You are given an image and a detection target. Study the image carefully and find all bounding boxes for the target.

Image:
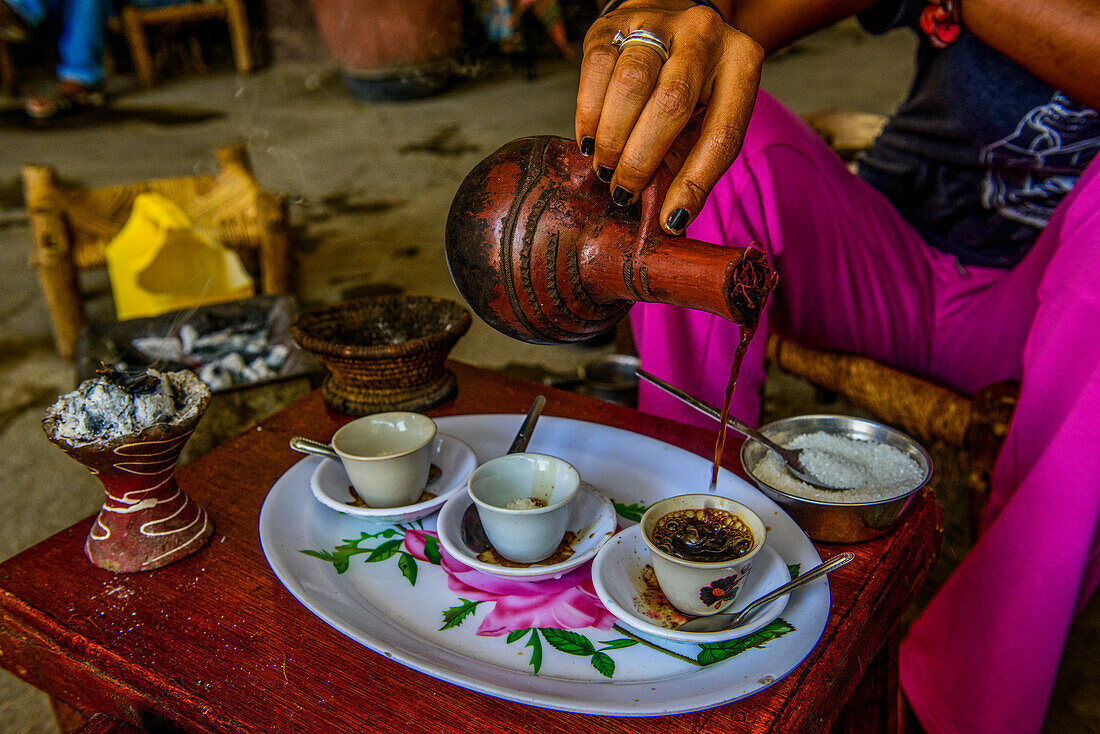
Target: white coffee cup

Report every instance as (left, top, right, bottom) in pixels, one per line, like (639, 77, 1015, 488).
(331, 411, 437, 508)
(639, 494, 767, 616)
(467, 453, 580, 563)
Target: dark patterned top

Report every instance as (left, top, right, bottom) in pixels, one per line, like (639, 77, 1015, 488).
(857, 0, 1100, 268)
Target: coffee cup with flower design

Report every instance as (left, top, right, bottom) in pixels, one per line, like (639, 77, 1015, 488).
(639, 494, 767, 617)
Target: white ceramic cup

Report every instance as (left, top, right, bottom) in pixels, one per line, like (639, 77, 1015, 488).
(467, 453, 580, 563)
(639, 494, 767, 617)
(331, 411, 437, 508)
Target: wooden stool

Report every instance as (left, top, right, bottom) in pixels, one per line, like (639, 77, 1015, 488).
(767, 336, 1018, 538)
(108, 0, 252, 90)
(22, 144, 290, 361)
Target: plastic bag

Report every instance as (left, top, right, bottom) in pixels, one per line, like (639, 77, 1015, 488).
(106, 193, 254, 320)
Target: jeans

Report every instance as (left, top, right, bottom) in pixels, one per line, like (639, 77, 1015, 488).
(6, 0, 187, 85)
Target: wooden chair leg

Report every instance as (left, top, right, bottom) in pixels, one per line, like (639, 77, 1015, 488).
(23, 165, 84, 361)
(258, 194, 291, 294)
(223, 0, 253, 75)
(964, 381, 1020, 540)
(120, 6, 155, 90)
(0, 37, 15, 96)
(34, 254, 84, 360)
(830, 626, 902, 733)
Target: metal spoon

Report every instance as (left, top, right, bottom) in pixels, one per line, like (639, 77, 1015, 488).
(635, 368, 843, 491)
(460, 395, 547, 553)
(677, 552, 855, 633)
(289, 436, 339, 461)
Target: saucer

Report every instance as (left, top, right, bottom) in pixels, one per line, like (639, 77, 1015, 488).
(310, 433, 476, 523)
(591, 524, 792, 643)
(436, 481, 617, 582)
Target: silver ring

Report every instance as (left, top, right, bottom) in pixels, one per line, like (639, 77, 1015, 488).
(611, 29, 670, 63)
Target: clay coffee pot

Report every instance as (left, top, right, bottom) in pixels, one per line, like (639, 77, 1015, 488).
(445, 135, 777, 344)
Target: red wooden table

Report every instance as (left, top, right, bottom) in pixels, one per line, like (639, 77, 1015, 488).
(0, 362, 940, 733)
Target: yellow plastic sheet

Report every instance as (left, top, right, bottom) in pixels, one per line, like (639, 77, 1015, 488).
(106, 193, 255, 320)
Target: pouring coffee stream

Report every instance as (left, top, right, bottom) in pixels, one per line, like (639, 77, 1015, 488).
(636, 369, 845, 491)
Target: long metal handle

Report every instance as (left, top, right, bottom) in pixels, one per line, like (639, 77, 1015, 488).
(635, 368, 790, 455)
(290, 436, 339, 461)
(733, 552, 855, 627)
(507, 395, 547, 454)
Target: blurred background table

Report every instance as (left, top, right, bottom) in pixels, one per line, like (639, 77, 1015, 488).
(0, 361, 940, 734)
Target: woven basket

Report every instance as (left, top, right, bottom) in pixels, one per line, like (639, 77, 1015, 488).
(290, 295, 472, 415)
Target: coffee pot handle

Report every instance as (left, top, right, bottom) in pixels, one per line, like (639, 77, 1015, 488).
(636, 160, 676, 247)
(599, 157, 776, 326)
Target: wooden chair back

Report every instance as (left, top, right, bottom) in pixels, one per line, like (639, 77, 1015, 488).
(23, 145, 289, 360)
(108, 0, 253, 90)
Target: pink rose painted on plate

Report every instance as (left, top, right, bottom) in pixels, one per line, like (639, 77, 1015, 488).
(404, 529, 616, 635)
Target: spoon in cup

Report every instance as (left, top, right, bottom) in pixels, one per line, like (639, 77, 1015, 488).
(635, 369, 846, 491)
(289, 436, 339, 460)
(676, 552, 855, 633)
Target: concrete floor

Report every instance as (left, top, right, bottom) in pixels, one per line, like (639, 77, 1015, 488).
(0, 19, 1096, 733)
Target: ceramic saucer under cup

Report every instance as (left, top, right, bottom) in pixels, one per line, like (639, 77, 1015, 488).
(592, 524, 792, 643)
(310, 433, 476, 523)
(436, 482, 617, 582)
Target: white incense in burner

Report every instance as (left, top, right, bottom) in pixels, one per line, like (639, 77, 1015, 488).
(43, 367, 215, 573)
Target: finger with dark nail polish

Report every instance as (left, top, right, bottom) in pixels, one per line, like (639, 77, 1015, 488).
(597, 166, 614, 183)
(580, 137, 595, 156)
(613, 187, 634, 206)
(666, 208, 689, 232)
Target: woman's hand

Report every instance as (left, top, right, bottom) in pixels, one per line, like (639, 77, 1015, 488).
(576, 0, 764, 234)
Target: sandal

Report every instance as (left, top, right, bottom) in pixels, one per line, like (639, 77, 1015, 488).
(0, 1, 29, 43)
(24, 81, 107, 120)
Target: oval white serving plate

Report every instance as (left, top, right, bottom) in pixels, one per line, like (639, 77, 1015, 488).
(260, 414, 829, 716)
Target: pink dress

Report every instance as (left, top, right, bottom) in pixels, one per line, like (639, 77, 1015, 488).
(630, 90, 1100, 734)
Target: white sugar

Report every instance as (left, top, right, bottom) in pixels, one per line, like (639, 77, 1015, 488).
(752, 431, 924, 503)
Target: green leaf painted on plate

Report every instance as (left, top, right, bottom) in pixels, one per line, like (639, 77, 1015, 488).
(789, 563, 801, 579)
(440, 598, 485, 631)
(365, 538, 403, 563)
(541, 628, 596, 656)
(422, 535, 443, 565)
(597, 638, 639, 650)
(299, 530, 412, 574)
(526, 630, 543, 673)
(590, 651, 615, 678)
(299, 548, 354, 574)
(299, 533, 382, 574)
(612, 500, 648, 522)
(397, 552, 417, 585)
(696, 618, 796, 666)
(506, 628, 529, 644)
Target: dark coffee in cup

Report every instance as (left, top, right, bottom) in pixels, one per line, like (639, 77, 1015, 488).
(651, 508, 755, 562)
